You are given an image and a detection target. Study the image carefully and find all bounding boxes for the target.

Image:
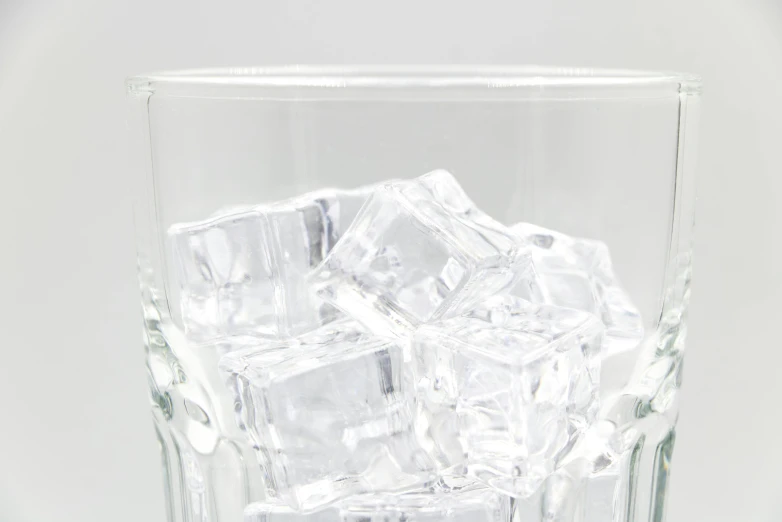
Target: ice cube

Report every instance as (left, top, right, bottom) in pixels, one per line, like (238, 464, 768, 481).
(511, 223, 644, 355)
(244, 503, 340, 522)
(310, 171, 528, 337)
(219, 320, 436, 512)
(510, 469, 581, 522)
(339, 476, 511, 522)
(558, 420, 630, 522)
(169, 209, 278, 341)
(169, 187, 372, 341)
(580, 467, 623, 522)
(509, 462, 626, 522)
(244, 477, 509, 522)
(413, 295, 603, 498)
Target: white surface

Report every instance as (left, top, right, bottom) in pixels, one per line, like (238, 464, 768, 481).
(1, 1, 780, 521)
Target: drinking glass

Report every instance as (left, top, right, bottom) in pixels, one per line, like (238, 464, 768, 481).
(126, 66, 701, 522)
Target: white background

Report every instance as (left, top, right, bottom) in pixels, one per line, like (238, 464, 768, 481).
(1, 1, 780, 521)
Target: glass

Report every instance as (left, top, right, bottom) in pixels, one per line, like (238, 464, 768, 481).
(126, 66, 701, 522)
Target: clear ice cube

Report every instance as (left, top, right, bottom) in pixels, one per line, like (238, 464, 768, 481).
(511, 223, 644, 355)
(537, 420, 628, 522)
(169, 209, 278, 341)
(511, 469, 582, 522)
(309, 171, 527, 337)
(244, 477, 509, 522)
(245, 503, 340, 522)
(580, 467, 623, 522)
(413, 295, 603, 498)
(509, 461, 625, 522)
(169, 188, 371, 341)
(219, 320, 436, 512)
(339, 476, 511, 522)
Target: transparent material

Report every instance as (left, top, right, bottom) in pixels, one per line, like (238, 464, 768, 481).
(126, 66, 700, 522)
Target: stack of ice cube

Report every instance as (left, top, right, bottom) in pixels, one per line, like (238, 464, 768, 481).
(168, 170, 643, 520)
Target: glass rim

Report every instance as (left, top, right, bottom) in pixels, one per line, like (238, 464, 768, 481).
(126, 65, 702, 99)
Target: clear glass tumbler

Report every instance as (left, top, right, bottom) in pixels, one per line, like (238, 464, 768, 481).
(126, 66, 701, 522)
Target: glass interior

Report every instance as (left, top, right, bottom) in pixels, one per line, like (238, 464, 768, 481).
(126, 66, 701, 522)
